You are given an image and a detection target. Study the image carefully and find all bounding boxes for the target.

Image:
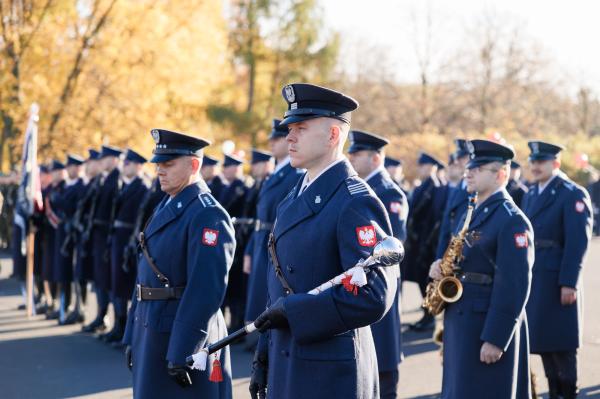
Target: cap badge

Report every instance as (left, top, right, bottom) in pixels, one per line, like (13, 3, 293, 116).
(531, 142, 539, 153)
(466, 141, 475, 154)
(151, 129, 160, 144)
(284, 85, 295, 103)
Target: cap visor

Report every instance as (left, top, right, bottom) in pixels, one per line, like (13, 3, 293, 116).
(150, 153, 182, 163)
(279, 114, 322, 127)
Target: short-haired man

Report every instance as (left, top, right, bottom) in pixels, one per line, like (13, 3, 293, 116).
(430, 139, 533, 398)
(122, 129, 235, 398)
(249, 84, 398, 399)
(523, 141, 593, 399)
(348, 130, 408, 399)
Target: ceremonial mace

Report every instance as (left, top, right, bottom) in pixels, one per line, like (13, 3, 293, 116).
(186, 236, 404, 371)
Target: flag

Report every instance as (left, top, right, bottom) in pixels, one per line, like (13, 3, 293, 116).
(15, 103, 42, 256)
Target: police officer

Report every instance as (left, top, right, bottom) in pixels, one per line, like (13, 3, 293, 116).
(244, 120, 303, 333)
(202, 155, 225, 201)
(436, 139, 470, 261)
(220, 153, 249, 330)
(241, 149, 273, 290)
(122, 129, 234, 399)
(43, 160, 66, 319)
(430, 139, 533, 399)
(82, 145, 122, 333)
(248, 83, 398, 399)
(507, 161, 528, 208)
(101, 149, 149, 344)
(404, 152, 447, 331)
(348, 130, 408, 399)
(384, 156, 406, 190)
(68, 149, 102, 324)
(523, 141, 593, 399)
(53, 155, 85, 324)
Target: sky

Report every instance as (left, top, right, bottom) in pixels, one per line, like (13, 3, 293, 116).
(321, 0, 600, 93)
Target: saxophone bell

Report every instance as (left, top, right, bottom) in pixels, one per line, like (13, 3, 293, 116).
(437, 276, 463, 303)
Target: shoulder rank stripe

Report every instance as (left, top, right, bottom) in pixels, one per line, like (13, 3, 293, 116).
(346, 180, 369, 195)
(198, 193, 216, 207)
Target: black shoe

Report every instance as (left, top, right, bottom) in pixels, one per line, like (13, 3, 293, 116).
(59, 311, 85, 326)
(82, 318, 106, 333)
(17, 304, 26, 311)
(45, 310, 59, 320)
(35, 303, 49, 314)
(410, 313, 435, 332)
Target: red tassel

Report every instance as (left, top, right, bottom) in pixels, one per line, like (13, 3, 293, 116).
(341, 274, 358, 296)
(209, 358, 223, 383)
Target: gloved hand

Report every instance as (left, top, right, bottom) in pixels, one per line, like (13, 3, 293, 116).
(253, 297, 289, 332)
(125, 345, 132, 371)
(167, 362, 192, 388)
(249, 348, 268, 399)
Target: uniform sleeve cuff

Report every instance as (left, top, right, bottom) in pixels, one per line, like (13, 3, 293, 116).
(166, 320, 207, 365)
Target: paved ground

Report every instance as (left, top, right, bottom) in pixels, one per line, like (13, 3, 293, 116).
(0, 239, 599, 398)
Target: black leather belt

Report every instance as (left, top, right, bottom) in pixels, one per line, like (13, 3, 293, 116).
(534, 239, 560, 249)
(255, 220, 273, 232)
(93, 219, 109, 227)
(457, 272, 493, 286)
(114, 220, 135, 229)
(136, 284, 185, 301)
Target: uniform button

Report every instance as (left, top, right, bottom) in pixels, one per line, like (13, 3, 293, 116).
(280, 350, 289, 357)
(287, 266, 294, 273)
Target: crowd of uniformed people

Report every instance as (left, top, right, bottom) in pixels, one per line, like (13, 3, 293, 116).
(1, 82, 598, 399)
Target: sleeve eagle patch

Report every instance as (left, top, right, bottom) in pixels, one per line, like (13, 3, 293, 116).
(202, 228, 219, 246)
(575, 201, 585, 213)
(356, 225, 377, 247)
(514, 233, 528, 248)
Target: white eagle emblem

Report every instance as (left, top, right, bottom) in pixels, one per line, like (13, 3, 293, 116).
(356, 225, 376, 247)
(284, 85, 295, 103)
(202, 228, 219, 246)
(466, 140, 474, 154)
(531, 142, 539, 153)
(151, 129, 160, 144)
(514, 233, 528, 248)
(575, 201, 585, 213)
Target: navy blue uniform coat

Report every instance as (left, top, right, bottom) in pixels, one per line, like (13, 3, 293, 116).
(122, 182, 234, 399)
(53, 178, 85, 283)
(110, 176, 149, 299)
(442, 190, 533, 399)
(260, 159, 398, 399)
(245, 161, 302, 321)
(366, 169, 408, 372)
(523, 173, 593, 353)
(92, 169, 120, 291)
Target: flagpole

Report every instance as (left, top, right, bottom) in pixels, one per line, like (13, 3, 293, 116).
(20, 103, 40, 318)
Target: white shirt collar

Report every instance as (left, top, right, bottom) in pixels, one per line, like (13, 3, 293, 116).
(538, 173, 558, 194)
(65, 177, 79, 187)
(122, 175, 135, 185)
(299, 157, 346, 195)
(273, 156, 291, 174)
(365, 166, 385, 183)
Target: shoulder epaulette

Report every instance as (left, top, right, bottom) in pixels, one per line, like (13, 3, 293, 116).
(562, 181, 575, 191)
(346, 178, 370, 196)
(198, 193, 217, 207)
(503, 200, 518, 216)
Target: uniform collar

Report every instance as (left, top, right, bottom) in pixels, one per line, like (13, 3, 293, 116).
(537, 172, 559, 194)
(365, 165, 385, 183)
(273, 156, 291, 174)
(299, 156, 346, 195)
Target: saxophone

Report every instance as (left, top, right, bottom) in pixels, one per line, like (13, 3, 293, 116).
(423, 194, 477, 316)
